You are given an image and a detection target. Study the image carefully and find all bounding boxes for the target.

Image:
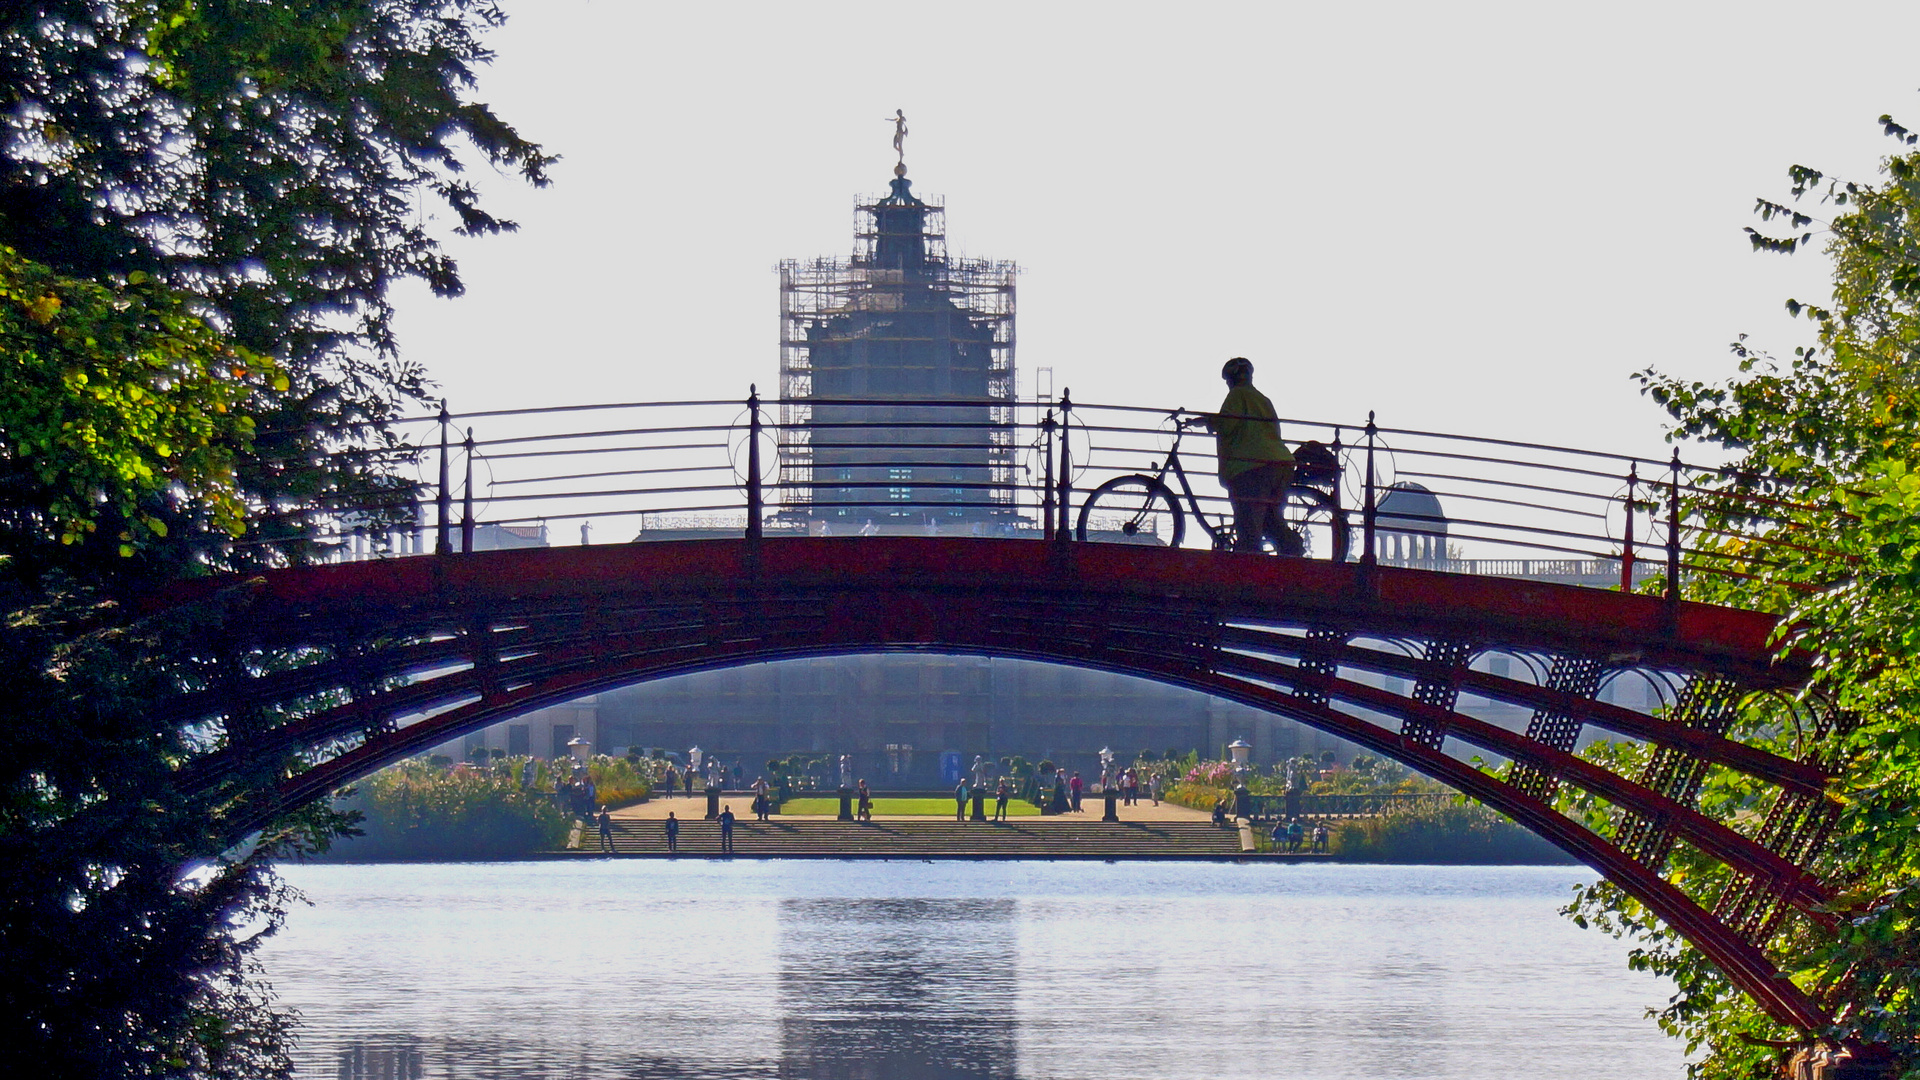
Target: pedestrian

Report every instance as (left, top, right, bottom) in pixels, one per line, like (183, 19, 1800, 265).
(1287, 818, 1305, 853)
(664, 811, 679, 853)
(1312, 822, 1329, 853)
(994, 778, 1010, 822)
(732, 763, 743, 789)
(719, 804, 736, 854)
(664, 764, 678, 796)
(683, 769, 694, 797)
(597, 807, 614, 853)
(857, 780, 873, 823)
(955, 780, 968, 822)
(751, 790, 768, 822)
(1069, 771, 1083, 812)
(1200, 356, 1299, 554)
(1150, 773, 1163, 806)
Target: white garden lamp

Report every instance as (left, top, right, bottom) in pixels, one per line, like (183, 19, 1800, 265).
(1228, 738, 1252, 779)
(567, 736, 592, 765)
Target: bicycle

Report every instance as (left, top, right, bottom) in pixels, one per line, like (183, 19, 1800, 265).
(1073, 411, 1350, 561)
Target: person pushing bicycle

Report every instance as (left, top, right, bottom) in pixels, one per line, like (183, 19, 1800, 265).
(1200, 357, 1303, 554)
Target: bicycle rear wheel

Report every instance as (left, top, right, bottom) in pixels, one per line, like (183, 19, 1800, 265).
(1075, 475, 1186, 547)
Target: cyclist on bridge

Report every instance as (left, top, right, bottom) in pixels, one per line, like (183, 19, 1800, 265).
(1203, 357, 1300, 554)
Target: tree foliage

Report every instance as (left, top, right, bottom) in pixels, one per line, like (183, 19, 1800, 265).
(0, 1, 553, 565)
(1585, 113, 1920, 1078)
(0, 4, 546, 1076)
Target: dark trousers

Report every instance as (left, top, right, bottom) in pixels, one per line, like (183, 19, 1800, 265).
(721, 828, 734, 853)
(1225, 461, 1296, 553)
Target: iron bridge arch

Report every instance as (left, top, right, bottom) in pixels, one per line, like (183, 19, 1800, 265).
(166, 537, 1837, 1031)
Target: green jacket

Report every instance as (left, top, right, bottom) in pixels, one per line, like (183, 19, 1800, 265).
(1215, 384, 1292, 482)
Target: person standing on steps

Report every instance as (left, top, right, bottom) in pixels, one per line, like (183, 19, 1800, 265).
(955, 780, 968, 822)
(1202, 356, 1299, 554)
(597, 808, 614, 853)
(994, 778, 1010, 822)
(857, 779, 873, 823)
(664, 811, 680, 854)
(718, 804, 736, 854)
(1069, 771, 1083, 813)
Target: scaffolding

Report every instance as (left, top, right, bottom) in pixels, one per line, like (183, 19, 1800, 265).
(777, 179, 1017, 529)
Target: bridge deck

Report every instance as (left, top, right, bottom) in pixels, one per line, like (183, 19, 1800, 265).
(194, 536, 1797, 683)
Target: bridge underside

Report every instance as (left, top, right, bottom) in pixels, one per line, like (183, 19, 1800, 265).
(162, 537, 1838, 1029)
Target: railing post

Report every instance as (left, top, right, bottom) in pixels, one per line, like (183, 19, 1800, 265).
(1361, 411, 1379, 568)
(1620, 463, 1638, 592)
(1331, 427, 1344, 563)
(435, 402, 452, 556)
(1665, 448, 1682, 602)
(1055, 390, 1073, 543)
(746, 385, 763, 542)
(461, 428, 475, 554)
(1040, 410, 1057, 542)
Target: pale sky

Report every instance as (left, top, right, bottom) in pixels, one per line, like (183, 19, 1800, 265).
(390, 0, 1920, 466)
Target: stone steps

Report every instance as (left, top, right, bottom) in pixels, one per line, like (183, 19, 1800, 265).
(587, 819, 1249, 858)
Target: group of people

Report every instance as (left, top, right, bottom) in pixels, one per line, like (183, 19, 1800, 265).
(1270, 818, 1330, 854)
(662, 759, 748, 798)
(1097, 766, 1162, 807)
(951, 778, 1018, 821)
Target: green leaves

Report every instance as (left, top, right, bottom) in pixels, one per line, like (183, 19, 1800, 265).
(1617, 108, 1920, 1075)
(0, 245, 278, 555)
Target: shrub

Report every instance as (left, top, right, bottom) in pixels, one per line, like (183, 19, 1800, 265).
(315, 760, 570, 861)
(1327, 804, 1572, 864)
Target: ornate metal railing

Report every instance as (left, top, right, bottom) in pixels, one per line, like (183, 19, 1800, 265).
(278, 387, 1839, 594)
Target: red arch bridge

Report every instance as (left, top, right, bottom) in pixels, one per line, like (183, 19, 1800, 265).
(166, 394, 1843, 1031)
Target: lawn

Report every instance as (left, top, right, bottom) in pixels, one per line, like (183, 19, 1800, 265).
(778, 797, 1039, 817)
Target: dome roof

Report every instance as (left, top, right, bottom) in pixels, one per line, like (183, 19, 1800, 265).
(1376, 482, 1446, 534)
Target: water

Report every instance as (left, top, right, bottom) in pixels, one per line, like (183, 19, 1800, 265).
(264, 861, 1686, 1079)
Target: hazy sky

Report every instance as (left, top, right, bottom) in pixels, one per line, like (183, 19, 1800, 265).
(390, 0, 1920, 461)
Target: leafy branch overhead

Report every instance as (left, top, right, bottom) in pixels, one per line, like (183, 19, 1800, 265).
(0, 246, 282, 554)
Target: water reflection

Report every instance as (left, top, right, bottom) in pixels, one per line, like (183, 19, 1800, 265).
(268, 862, 1686, 1080)
(779, 898, 1017, 1080)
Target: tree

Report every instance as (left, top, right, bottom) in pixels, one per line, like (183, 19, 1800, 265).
(0, 4, 547, 1076)
(1581, 112, 1920, 1078)
(0, 2, 553, 570)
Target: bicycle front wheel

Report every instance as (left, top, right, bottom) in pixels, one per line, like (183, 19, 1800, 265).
(1076, 475, 1186, 547)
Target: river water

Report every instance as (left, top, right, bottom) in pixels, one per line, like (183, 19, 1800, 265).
(264, 861, 1686, 1079)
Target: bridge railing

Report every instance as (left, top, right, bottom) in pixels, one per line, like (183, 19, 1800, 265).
(266, 389, 1843, 594)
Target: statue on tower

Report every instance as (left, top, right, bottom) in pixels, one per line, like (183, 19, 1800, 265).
(888, 108, 908, 176)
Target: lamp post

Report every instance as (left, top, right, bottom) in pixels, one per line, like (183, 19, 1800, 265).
(1228, 739, 1253, 822)
(567, 737, 592, 766)
(1098, 746, 1119, 823)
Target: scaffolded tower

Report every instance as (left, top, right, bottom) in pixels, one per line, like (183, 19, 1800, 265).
(777, 170, 1017, 529)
